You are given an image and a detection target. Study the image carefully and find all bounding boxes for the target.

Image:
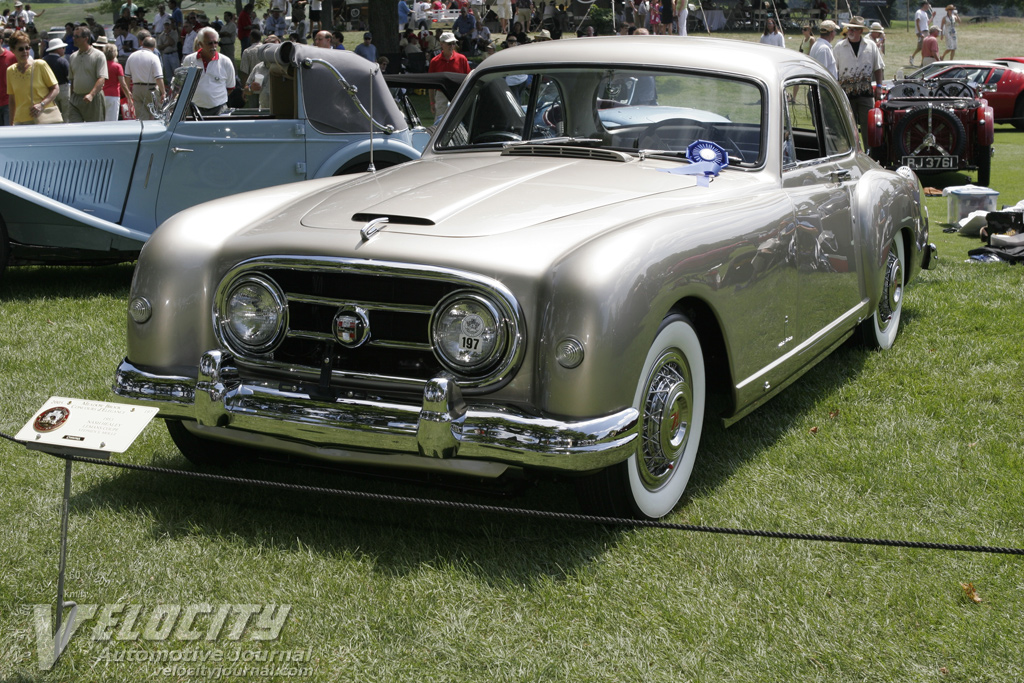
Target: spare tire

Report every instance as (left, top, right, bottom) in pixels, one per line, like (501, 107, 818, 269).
(893, 105, 967, 159)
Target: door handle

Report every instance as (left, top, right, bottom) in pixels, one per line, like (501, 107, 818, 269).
(832, 169, 851, 183)
(172, 147, 194, 154)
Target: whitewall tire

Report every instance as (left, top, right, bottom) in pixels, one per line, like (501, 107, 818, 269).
(861, 235, 905, 350)
(576, 314, 706, 519)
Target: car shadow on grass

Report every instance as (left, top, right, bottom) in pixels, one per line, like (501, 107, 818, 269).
(55, 320, 917, 586)
(0, 264, 135, 301)
(65, 447, 619, 585)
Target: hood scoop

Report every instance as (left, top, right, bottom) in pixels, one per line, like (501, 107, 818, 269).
(502, 145, 631, 163)
(351, 213, 435, 226)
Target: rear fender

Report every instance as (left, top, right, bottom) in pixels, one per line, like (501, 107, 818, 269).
(978, 105, 995, 146)
(867, 107, 885, 148)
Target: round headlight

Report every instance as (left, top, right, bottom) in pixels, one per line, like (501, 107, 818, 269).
(223, 275, 287, 353)
(431, 292, 506, 374)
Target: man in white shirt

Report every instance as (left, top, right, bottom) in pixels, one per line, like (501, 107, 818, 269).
(115, 23, 139, 64)
(809, 19, 837, 79)
(181, 26, 234, 115)
(152, 4, 170, 35)
(125, 35, 165, 120)
(834, 16, 884, 148)
(909, 0, 931, 66)
(21, 3, 44, 26)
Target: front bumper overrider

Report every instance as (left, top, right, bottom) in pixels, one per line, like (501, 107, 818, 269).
(113, 351, 639, 473)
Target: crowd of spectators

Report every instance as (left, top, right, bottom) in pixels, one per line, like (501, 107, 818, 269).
(0, 0, 969, 128)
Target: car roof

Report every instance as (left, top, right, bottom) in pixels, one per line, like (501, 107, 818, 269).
(927, 60, 1009, 68)
(475, 35, 828, 87)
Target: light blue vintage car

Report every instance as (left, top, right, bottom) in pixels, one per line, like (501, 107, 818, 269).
(0, 42, 429, 279)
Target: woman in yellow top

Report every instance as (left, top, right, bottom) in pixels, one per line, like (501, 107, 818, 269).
(5, 29, 59, 125)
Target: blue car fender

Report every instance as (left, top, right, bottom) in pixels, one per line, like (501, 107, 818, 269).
(312, 136, 422, 178)
(0, 175, 150, 256)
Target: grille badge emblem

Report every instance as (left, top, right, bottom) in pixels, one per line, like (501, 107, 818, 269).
(333, 305, 370, 348)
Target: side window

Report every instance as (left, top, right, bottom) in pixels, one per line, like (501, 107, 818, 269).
(819, 87, 854, 156)
(782, 81, 823, 164)
(783, 81, 853, 164)
(987, 69, 1004, 85)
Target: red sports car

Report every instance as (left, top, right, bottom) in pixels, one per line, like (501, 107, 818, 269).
(907, 60, 1024, 130)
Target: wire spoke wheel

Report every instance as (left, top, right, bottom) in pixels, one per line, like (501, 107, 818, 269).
(638, 352, 693, 490)
(860, 235, 906, 350)
(575, 315, 706, 520)
(895, 104, 966, 159)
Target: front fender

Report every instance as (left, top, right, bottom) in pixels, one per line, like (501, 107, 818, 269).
(311, 136, 421, 178)
(0, 175, 150, 259)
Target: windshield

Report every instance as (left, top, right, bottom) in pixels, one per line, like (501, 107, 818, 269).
(435, 67, 765, 166)
(162, 67, 191, 124)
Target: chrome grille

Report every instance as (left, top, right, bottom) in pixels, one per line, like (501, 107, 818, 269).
(215, 258, 525, 391)
(1, 159, 116, 205)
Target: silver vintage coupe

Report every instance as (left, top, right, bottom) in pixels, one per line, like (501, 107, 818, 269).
(114, 37, 936, 519)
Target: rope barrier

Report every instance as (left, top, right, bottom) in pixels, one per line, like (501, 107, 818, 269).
(4, 425, 1020, 556)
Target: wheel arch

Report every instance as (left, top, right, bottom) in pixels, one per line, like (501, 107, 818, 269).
(311, 137, 422, 178)
(666, 295, 733, 410)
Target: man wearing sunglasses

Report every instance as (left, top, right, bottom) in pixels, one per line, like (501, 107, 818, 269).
(181, 26, 234, 116)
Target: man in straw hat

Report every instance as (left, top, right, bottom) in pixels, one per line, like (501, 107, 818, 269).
(43, 37, 70, 121)
(834, 16, 884, 147)
(809, 19, 837, 79)
(867, 21, 884, 55)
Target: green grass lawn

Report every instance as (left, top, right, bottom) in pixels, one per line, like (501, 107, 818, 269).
(2, 15, 1024, 683)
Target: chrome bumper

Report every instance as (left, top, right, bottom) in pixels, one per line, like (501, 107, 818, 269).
(113, 351, 639, 473)
(922, 242, 938, 270)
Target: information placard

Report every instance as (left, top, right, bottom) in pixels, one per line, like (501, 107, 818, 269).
(17, 398, 159, 454)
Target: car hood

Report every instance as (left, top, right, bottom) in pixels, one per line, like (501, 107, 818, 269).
(299, 154, 715, 238)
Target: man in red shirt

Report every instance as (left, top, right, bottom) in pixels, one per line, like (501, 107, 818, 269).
(238, 2, 255, 50)
(921, 25, 940, 65)
(428, 31, 470, 74)
(0, 44, 19, 125)
(427, 31, 469, 119)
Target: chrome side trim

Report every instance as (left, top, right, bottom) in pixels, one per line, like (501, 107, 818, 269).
(113, 356, 639, 472)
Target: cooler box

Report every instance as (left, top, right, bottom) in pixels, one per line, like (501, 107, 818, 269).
(943, 185, 999, 224)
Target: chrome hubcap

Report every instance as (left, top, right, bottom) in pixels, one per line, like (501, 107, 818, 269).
(638, 351, 692, 490)
(877, 243, 903, 330)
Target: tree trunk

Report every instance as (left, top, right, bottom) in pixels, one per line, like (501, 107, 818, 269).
(370, 2, 400, 55)
(322, 0, 334, 31)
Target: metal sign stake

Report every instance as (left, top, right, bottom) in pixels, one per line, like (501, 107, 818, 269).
(53, 456, 78, 665)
